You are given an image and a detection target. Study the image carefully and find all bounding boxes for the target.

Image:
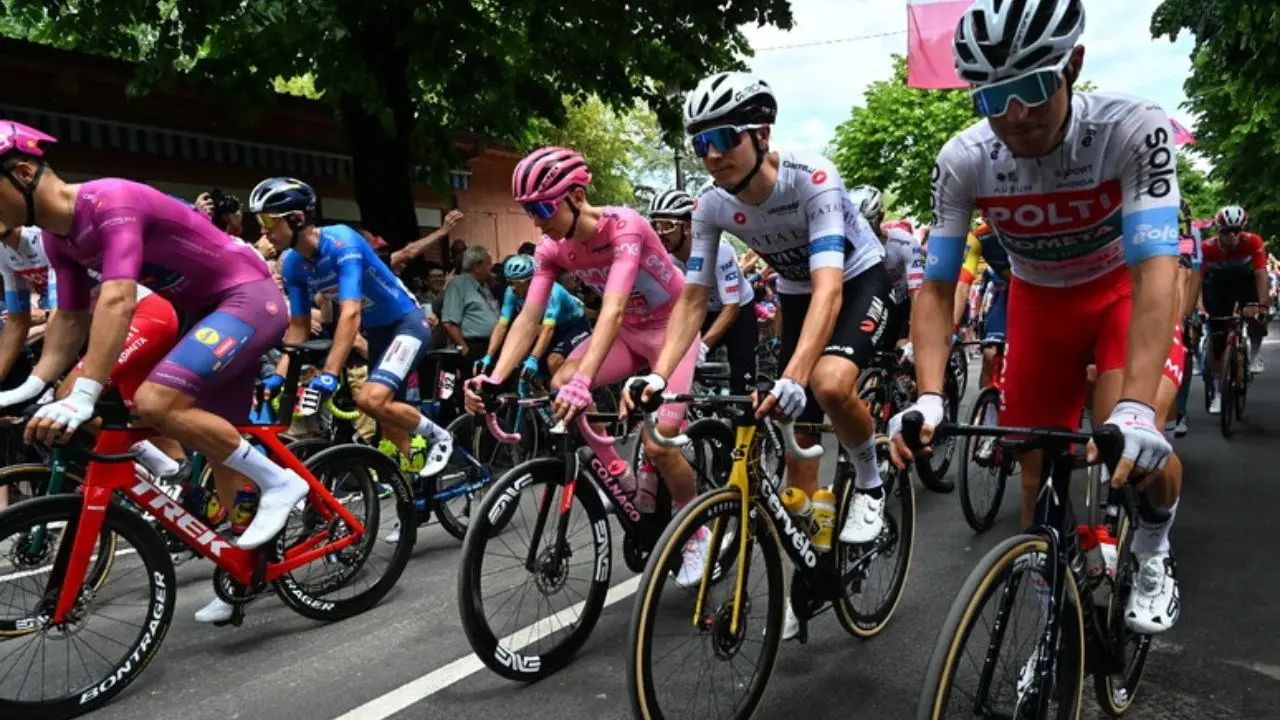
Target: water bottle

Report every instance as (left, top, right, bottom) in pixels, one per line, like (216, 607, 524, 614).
(810, 487, 836, 553)
(780, 487, 813, 535)
(634, 461, 659, 514)
(608, 460, 638, 495)
(230, 484, 259, 536)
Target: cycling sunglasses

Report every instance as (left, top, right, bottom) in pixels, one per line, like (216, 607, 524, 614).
(690, 125, 760, 158)
(971, 57, 1070, 118)
(521, 199, 562, 220)
(652, 219, 682, 234)
(257, 213, 284, 231)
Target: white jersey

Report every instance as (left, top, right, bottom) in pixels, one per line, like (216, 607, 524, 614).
(882, 227, 924, 303)
(0, 226, 150, 311)
(703, 240, 753, 313)
(926, 92, 1182, 288)
(689, 150, 884, 295)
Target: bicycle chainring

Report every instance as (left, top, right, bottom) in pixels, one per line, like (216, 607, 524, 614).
(623, 533, 650, 573)
(213, 567, 263, 605)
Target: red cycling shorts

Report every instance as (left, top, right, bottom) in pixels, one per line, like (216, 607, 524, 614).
(74, 293, 181, 409)
(999, 265, 1185, 430)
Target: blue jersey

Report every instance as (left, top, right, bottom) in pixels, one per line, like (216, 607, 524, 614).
(281, 224, 418, 328)
(499, 282, 585, 327)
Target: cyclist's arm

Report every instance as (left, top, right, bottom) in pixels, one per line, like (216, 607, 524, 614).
(276, 315, 312, 378)
(652, 219, 717, 378)
(0, 266, 32, 379)
(30, 309, 88, 384)
(919, 138, 976, 395)
(486, 322, 510, 358)
(277, 255, 314, 378)
(1119, 105, 1181, 407)
(321, 241, 366, 375)
(487, 289, 519, 356)
(490, 246, 555, 380)
(704, 241, 743, 347)
(390, 217, 456, 272)
(703, 303, 740, 348)
(530, 323, 556, 360)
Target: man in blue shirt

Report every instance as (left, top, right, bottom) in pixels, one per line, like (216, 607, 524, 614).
(481, 254, 590, 378)
(251, 177, 453, 478)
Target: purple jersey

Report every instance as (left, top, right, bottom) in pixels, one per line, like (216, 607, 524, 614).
(44, 179, 271, 312)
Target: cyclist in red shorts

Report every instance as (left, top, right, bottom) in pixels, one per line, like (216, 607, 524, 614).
(1201, 205, 1270, 413)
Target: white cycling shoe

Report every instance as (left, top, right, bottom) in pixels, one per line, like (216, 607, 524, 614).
(1208, 394, 1221, 415)
(420, 435, 453, 477)
(838, 491, 885, 545)
(674, 526, 710, 588)
(1125, 552, 1180, 634)
(1250, 355, 1264, 374)
(195, 597, 234, 624)
(783, 602, 800, 640)
(236, 471, 308, 550)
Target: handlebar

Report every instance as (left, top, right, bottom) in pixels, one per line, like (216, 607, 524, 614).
(479, 393, 618, 447)
(900, 410, 1124, 472)
(0, 400, 141, 463)
(637, 392, 824, 460)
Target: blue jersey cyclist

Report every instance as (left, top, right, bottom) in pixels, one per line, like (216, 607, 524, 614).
(482, 255, 590, 379)
(252, 178, 454, 484)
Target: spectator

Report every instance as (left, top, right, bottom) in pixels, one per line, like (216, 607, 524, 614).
(420, 265, 447, 307)
(195, 189, 244, 238)
(390, 209, 463, 273)
(518, 241, 537, 256)
(441, 245, 499, 367)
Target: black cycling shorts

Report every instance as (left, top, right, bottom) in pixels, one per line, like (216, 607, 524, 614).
(1203, 278, 1266, 353)
(880, 295, 912, 351)
(778, 263, 892, 422)
(702, 299, 759, 395)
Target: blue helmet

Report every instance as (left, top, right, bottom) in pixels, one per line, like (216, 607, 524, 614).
(504, 254, 535, 281)
(248, 177, 317, 216)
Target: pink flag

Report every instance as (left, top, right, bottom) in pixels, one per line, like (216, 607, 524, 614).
(906, 0, 972, 90)
(1170, 117, 1196, 146)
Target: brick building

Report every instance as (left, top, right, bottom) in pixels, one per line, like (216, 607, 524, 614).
(0, 38, 540, 261)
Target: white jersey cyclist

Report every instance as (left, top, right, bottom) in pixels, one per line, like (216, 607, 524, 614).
(0, 226, 152, 310)
(688, 150, 884, 295)
(882, 226, 924, 303)
(928, 92, 1181, 287)
(703, 238, 753, 313)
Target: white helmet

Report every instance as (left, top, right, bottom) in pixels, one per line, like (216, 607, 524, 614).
(648, 188, 695, 220)
(1216, 205, 1248, 229)
(683, 72, 777, 135)
(848, 185, 884, 222)
(953, 0, 1085, 85)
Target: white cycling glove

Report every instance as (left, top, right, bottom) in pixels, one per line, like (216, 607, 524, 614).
(888, 392, 946, 444)
(1103, 400, 1172, 473)
(768, 378, 807, 420)
(32, 378, 102, 436)
(0, 375, 47, 411)
(624, 373, 667, 409)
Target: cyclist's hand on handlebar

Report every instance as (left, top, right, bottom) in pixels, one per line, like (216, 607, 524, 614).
(474, 354, 493, 377)
(306, 371, 340, 397)
(887, 393, 945, 469)
(520, 355, 540, 379)
(464, 373, 503, 415)
(620, 373, 666, 420)
(28, 378, 100, 446)
(1242, 304, 1262, 319)
(553, 372, 594, 423)
(1093, 400, 1171, 489)
(755, 377, 805, 421)
(262, 373, 285, 395)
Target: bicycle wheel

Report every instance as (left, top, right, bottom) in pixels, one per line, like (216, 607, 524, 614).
(432, 414, 515, 541)
(836, 436, 916, 637)
(0, 495, 176, 719)
(949, 343, 969, 402)
(1235, 343, 1249, 420)
(628, 487, 784, 720)
(0, 464, 115, 599)
(631, 417, 734, 495)
(457, 457, 611, 681)
(272, 444, 416, 622)
(1220, 345, 1236, 438)
(284, 437, 334, 463)
(1093, 512, 1154, 716)
(917, 534, 1085, 719)
(958, 388, 1008, 533)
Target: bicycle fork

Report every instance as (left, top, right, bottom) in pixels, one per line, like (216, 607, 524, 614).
(49, 486, 113, 623)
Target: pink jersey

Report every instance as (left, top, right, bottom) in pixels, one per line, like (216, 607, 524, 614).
(43, 179, 272, 313)
(529, 207, 683, 328)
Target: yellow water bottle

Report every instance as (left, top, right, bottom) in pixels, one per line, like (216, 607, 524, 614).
(810, 487, 836, 553)
(780, 487, 813, 534)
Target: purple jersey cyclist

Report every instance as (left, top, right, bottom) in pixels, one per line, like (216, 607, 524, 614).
(0, 120, 302, 565)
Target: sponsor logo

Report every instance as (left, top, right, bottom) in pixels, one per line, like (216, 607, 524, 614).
(981, 180, 1121, 235)
(194, 327, 220, 345)
(733, 83, 767, 102)
(589, 456, 641, 522)
(1138, 127, 1174, 199)
(1055, 164, 1094, 179)
(765, 490, 817, 568)
(117, 335, 148, 365)
(687, 257, 704, 272)
(265, 301, 279, 316)
(213, 337, 239, 358)
(733, 212, 747, 225)
(1130, 224, 1178, 246)
(1081, 128, 1097, 147)
(811, 170, 828, 185)
(131, 478, 233, 559)
(78, 570, 167, 705)
(782, 160, 815, 174)
(767, 200, 800, 215)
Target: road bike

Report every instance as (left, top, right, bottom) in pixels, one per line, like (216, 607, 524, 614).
(1205, 313, 1254, 438)
(955, 339, 1013, 532)
(858, 349, 958, 493)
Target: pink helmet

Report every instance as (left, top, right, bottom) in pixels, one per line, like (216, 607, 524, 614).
(512, 147, 592, 203)
(0, 121, 56, 160)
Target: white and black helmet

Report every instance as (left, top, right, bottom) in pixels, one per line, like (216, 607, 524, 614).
(1216, 205, 1248, 229)
(648, 188, 695, 220)
(953, 0, 1085, 85)
(248, 177, 317, 216)
(683, 72, 777, 136)
(848, 185, 884, 222)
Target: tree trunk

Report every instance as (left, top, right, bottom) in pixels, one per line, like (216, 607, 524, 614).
(338, 93, 421, 248)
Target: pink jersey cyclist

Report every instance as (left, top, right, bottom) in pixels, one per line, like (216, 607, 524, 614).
(530, 207, 697, 423)
(45, 179, 286, 420)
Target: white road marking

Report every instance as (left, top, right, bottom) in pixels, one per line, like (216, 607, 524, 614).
(332, 576, 643, 720)
(0, 547, 138, 583)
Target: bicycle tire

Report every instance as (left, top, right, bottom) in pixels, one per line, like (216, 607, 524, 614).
(457, 456, 611, 681)
(1235, 344, 1249, 420)
(948, 344, 969, 402)
(1220, 346, 1236, 438)
(958, 388, 1007, 533)
(0, 495, 176, 719)
(1202, 367, 1214, 414)
(431, 414, 504, 541)
(628, 486, 784, 720)
(0, 464, 115, 604)
(284, 437, 335, 464)
(1093, 512, 1154, 716)
(835, 436, 916, 638)
(272, 444, 416, 622)
(917, 534, 1084, 720)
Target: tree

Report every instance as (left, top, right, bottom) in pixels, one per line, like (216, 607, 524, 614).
(831, 55, 1098, 222)
(5, 0, 793, 244)
(1176, 151, 1222, 221)
(529, 96, 645, 208)
(1152, 0, 1280, 239)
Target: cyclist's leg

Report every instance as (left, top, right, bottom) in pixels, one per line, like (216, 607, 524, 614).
(1201, 280, 1232, 398)
(546, 318, 591, 380)
(1093, 293, 1184, 633)
(132, 279, 293, 550)
(1243, 283, 1266, 367)
(721, 301, 759, 395)
(999, 273, 1096, 528)
(978, 288, 1008, 389)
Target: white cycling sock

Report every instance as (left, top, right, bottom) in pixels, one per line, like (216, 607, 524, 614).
(1250, 337, 1263, 357)
(221, 439, 297, 492)
(131, 441, 181, 477)
(846, 436, 882, 491)
(1131, 498, 1178, 556)
(414, 413, 451, 443)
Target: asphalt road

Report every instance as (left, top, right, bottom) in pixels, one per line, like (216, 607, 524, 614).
(24, 342, 1280, 719)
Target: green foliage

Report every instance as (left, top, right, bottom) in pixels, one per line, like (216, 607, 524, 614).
(1176, 151, 1222, 221)
(528, 96, 647, 208)
(1152, 0, 1280, 238)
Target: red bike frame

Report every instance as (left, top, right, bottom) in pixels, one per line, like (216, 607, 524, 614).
(50, 422, 367, 623)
